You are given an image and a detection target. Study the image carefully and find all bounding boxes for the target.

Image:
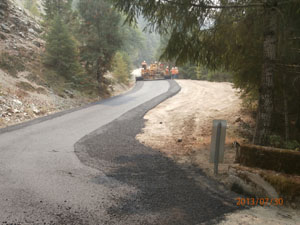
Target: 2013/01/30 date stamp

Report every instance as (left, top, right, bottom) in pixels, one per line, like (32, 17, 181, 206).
(236, 197, 284, 206)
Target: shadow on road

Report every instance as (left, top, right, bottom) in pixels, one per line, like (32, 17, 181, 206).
(105, 150, 239, 225)
(75, 80, 243, 224)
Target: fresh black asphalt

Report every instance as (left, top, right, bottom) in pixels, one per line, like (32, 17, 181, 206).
(0, 80, 171, 224)
(75, 80, 241, 225)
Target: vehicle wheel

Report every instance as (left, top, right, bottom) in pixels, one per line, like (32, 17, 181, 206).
(135, 77, 144, 81)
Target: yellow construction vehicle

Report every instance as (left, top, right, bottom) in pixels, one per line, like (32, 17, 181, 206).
(136, 61, 172, 81)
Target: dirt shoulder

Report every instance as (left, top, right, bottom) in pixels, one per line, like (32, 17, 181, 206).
(136, 79, 300, 224)
(137, 79, 253, 178)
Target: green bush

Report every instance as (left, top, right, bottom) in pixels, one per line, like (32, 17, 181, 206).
(179, 64, 232, 82)
(24, 0, 40, 17)
(269, 135, 283, 148)
(269, 134, 300, 151)
(285, 140, 300, 151)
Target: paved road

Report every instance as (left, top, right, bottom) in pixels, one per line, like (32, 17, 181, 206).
(0, 80, 240, 225)
(0, 81, 172, 224)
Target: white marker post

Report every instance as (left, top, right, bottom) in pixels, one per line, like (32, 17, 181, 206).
(210, 120, 227, 175)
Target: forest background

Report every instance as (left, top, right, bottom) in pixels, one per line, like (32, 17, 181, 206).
(22, 0, 300, 149)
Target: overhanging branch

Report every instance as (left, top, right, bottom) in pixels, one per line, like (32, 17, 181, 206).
(163, 0, 298, 9)
(164, 0, 264, 9)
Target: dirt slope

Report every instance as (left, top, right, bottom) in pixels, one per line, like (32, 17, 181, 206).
(0, 0, 133, 129)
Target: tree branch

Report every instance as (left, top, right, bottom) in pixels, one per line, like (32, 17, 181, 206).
(277, 63, 300, 68)
(163, 0, 264, 9)
(163, 0, 298, 9)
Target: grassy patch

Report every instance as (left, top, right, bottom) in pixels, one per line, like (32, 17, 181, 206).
(232, 165, 300, 205)
(26, 73, 47, 87)
(262, 173, 300, 202)
(36, 87, 47, 94)
(42, 68, 99, 98)
(240, 144, 300, 175)
(42, 69, 68, 96)
(16, 81, 46, 94)
(15, 89, 29, 98)
(0, 52, 26, 77)
(16, 81, 36, 92)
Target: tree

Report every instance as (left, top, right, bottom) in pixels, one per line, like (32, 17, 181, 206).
(78, 0, 122, 96)
(24, 0, 40, 17)
(119, 18, 145, 67)
(44, 15, 82, 80)
(112, 52, 131, 84)
(43, 0, 73, 22)
(112, 0, 299, 146)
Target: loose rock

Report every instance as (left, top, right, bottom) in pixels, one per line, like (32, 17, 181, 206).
(31, 104, 40, 115)
(1, 23, 10, 33)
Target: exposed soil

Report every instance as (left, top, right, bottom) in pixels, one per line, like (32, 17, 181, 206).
(0, 67, 133, 129)
(137, 80, 254, 178)
(0, 0, 134, 129)
(136, 80, 300, 224)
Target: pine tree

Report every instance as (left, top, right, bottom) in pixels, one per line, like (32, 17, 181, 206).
(78, 0, 122, 96)
(112, 0, 300, 146)
(43, 0, 73, 22)
(44, 15, 82, 80)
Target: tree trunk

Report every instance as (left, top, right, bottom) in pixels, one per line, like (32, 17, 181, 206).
(296, 108, 300, 131)
(283, 75, 289, 142)
(253, 1, 277, 145)
(96, 57, 110, 97)
(294, 77, 300, 131)
(296, 96, 300, 131)
(96, 58, 104, 96)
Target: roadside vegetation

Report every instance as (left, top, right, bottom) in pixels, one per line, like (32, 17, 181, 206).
(1, 0, 299, 149)
(113, 0, 300, 149)
(24, 0, 40, 17)
(17, 0, 161, 98)
(0, 0, 161, 128)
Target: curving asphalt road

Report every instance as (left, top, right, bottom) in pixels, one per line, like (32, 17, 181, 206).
(0, 80, 240, 224)
(0, 81, 170, 223)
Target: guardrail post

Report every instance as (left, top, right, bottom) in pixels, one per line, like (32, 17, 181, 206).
(210, 120, 227, 175)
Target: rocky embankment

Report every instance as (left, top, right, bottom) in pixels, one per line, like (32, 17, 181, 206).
(0, 0, 9, 20)
(0, 0, 133, 129)
(0, 0, 43, 49)
(0, 0, 49, 127)
(0, 0, 62, 128)
(0, 0, 94, 128)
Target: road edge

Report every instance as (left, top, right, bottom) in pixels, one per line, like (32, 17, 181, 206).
(74, 80, 244, 224)
(0, 81, 144, 135)
(74, 80, 181, 170)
